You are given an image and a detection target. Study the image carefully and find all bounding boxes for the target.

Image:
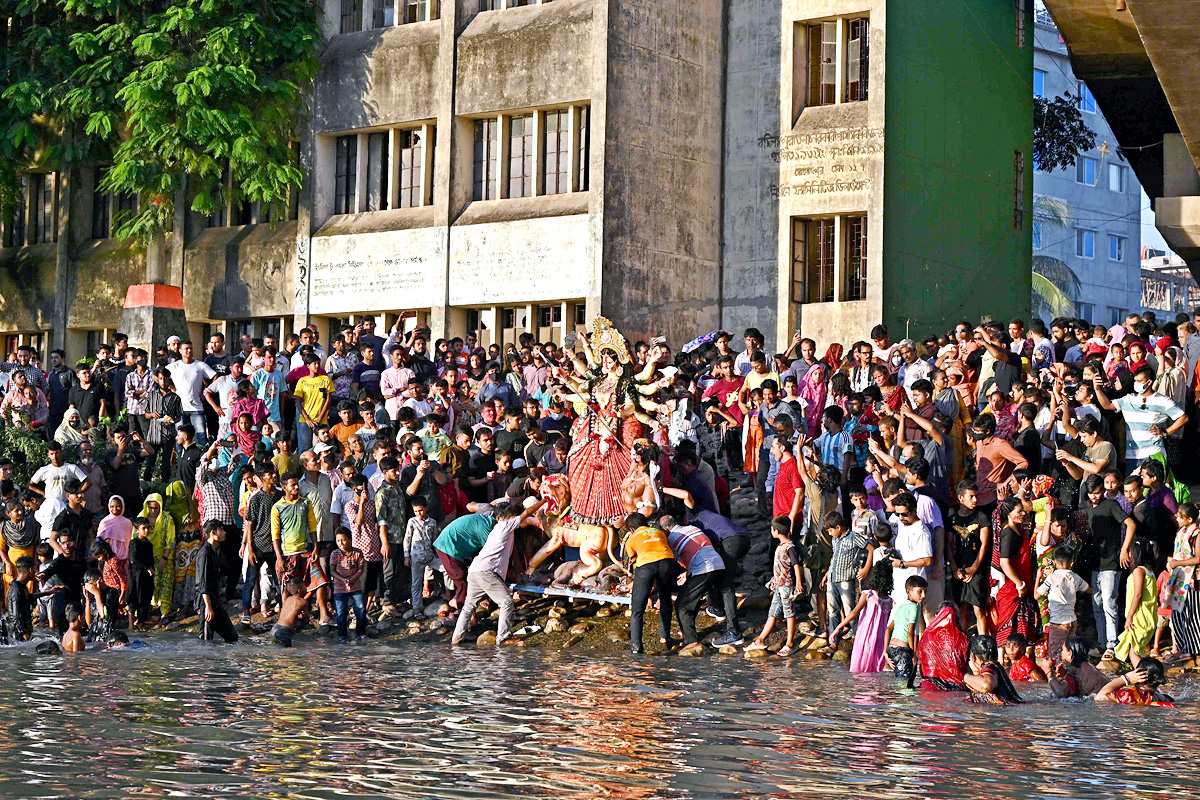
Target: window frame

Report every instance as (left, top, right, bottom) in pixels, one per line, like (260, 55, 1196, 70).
(543, 109, 570, 195)
(1108, 233, 1126, 262)
(1078, 83, 1096, 113)
(1033, 68, 1046, 98)
(1107, 163, 1126, 193)
(473, 118, 499, 201)
(340, 0, 363, 33)
(507, 114, 534, 199)
(808, 21, 837, 107)
(845, 18, 869, 103)
(1075, 228, 1095, 259)
(1075, 156, 1097, 185)
(334, 134, 359, 216)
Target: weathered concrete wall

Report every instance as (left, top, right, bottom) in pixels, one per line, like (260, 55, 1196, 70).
(602, 0, 723, 344)
(721, 0, 783, 345)
(182, 222, 297, 321)
(0, 246, 56, 333)
(310, 222, 444, 314)
(314, 24, 442, 133)
(67, 241, 147, 329)
(456, 0, 595, 116)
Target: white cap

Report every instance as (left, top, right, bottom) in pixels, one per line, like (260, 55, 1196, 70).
(512, 458, 527, 469)
(166, 335, 181, 345)
(313, 441, 333, 454)
(660, 366, 680, 379)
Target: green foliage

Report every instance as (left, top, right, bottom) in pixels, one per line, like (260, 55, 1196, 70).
(1033, 95, 1097, 173)
(0, 0, 323, 240)
(1030, 194, 1083, 320)
(0, 425, 49, 486)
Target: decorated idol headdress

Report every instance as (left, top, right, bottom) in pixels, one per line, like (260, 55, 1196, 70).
(590, 316, 631, 364)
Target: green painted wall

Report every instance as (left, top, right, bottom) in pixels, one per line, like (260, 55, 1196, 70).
(883, 0, 1033, 338)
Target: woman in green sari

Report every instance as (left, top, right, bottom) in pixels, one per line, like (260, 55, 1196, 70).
(140, 493, 176, 617)
(165, 481, 201, 614)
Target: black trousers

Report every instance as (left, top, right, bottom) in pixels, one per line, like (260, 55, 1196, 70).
(129, 569, 153, 623)
(630, 558, 677, 650)
(676, 571, 717, 645)
(707, 534, 749, 634)
(382, 551, 409, 607)
(199, 604, 239, 643)
(221, 523, 242, 597)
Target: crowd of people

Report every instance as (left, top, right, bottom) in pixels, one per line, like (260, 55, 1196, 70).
(0, 307, 1198, 705)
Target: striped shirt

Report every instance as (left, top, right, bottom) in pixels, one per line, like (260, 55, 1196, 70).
(1113, 392, 1184, 462)
(666, 525, 724, 576)
(814, 430, 853, 469)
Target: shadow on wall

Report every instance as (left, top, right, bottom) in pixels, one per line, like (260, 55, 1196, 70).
(720, 0, 782, 344)
(0, 245, 56, 332)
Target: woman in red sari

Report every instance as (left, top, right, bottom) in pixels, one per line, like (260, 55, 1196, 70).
(870, 364, 905, 414)
(991, 497, 1040, 646)
(1095, 657, 1176, 706)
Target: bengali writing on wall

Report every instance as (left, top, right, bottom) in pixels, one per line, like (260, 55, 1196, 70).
(761, 127, 883, 197)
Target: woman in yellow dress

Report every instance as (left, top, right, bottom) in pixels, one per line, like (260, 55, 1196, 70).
(140, 492, 176, 618)
(1115, 538, 1158, 666)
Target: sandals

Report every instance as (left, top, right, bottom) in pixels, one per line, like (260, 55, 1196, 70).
(744, 641, 767, 652)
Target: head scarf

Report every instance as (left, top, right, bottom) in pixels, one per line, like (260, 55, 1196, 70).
(54, 408, 86, 444)
(821, 344, 845, 371)
(799, 363, 827, 438)
(96, 495, 134, 557)
(164, 480, 193, 527)
(139, 492, 176, 561)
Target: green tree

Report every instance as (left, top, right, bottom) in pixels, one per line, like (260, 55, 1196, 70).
(1031, 195, 1082, 318)
(0, 0, 322, 242)
(1034, 94, 1097, 173)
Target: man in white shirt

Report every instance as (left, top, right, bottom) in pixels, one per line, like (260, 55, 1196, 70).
(167, 341, 216, 445)
(887, 492, 933, 608)
(897, 339, 932, 403)
(28, 442, 88, 503)
(206, 358, 245, 439)
(733, 328, 770, 378)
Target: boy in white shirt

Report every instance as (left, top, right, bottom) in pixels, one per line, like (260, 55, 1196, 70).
(1035, 546, 1091, 668)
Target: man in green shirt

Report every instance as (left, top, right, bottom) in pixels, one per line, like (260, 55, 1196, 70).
(271, 474, 318, 587)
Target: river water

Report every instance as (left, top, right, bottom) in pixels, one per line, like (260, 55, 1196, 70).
(1, 635, 1195, 799)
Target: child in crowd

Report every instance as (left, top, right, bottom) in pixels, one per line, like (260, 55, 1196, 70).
(404, 498, 439, 616)
(330, 527, 366, 642)
(35, 542, 58, 629)
(273, 579, 307, 647)
(745, 517, 802, 656)
(128, 517, 155, 629)
(91, 538, 130, 631)
(948, 480, 990, 636)
(419, 414, 451, 462)
(821, 511, 873, 645)
(1035, 546, 1091, 669)
(1002, 632, 1046, 682)
(886, 575, 927, 681)
(61, 604, 84, 652)
(1116, 539, 1158, 666)
(831, 528, 895, 674)
(6, 556, 57, 642)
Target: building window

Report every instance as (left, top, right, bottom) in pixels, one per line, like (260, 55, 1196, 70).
(501, 308, 515, 329)
(1074, 302, 1094, 323)
(32, 173, 54, 244)
(508, 115, 533, 199)
(844, 215, 867, 301)
(397, 128, 424, 209)
(791, 217, 836, 304)
(551, 305, 563, 324)
(543, 110, 570, 195)
(573, 304, 586, 326)
(1108, 163, 1127, 193)
(372, 0, 394, 27)
(335, 134, 358, 215)
(1075, 156, 1097, 185)
(404, 0, 432, 23)
(464, 309, 480, 334)
(4, 181, 25, 247)
(365, 131, 389, 212)
(808, 21, 837, 106)
(1015, 0, 1027, 48)
(340, 0, 362, 33)
(536, 306, 552, 328)
(1033, 69, 1045, 98)
(473, 118, 499, 201)
(233, 199, 253, 226)
(1075, 229, 1095, 259)
(846, 18, 869, 102)
(1108, 234, 1126, 262)
(1078, 83, 1096, 113)
(480, 0, 501, 10)
(92, 168, 111, 240)
(1033, 220, 1042, 249)
(577, 105, 591, 191)
(1108, 306, 1127, 326)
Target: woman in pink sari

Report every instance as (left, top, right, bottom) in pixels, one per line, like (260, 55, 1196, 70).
(798, 363, 827, 439)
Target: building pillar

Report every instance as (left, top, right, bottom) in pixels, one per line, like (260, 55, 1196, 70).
(50, 170, 71, 352)
(568, 105, 581, 193)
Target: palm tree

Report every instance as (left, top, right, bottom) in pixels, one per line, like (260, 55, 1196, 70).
(1032, 195, 1083, 318)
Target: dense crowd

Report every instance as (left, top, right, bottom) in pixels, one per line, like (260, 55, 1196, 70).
(1, 307, 1198, 706)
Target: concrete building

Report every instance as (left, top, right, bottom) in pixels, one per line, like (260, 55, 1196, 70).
(0, 0, 1033, 358)
(1032, 5, 1142, 327)
(1140, 246, 1199, 319)
(1039, 0, 1200, 283)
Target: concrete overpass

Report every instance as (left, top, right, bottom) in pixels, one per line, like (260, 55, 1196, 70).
(1041, 0, 1200, 278)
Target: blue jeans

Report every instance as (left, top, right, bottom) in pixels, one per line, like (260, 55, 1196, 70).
(826, 578, 858, 635)
(1092, 569, 1121, 649)
(241, 553, 277, 614)
(296, 412, 314, 453)
(334, 591, 366, 640)
(179, 410, 208, 446)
